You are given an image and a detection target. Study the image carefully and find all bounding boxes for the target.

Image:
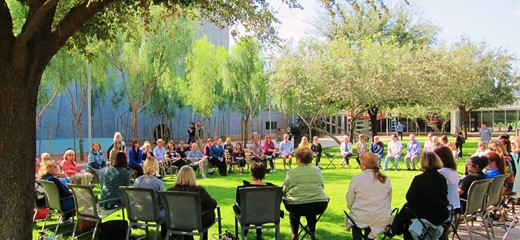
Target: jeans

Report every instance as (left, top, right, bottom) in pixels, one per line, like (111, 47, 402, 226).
(384, 154, 402, 170)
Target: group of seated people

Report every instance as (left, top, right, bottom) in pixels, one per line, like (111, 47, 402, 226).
(346, 133, 519, 240)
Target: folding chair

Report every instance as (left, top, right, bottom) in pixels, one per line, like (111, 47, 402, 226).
(485, 173, 509, 237)
(120, 187, 162, 240)
(68, 184, 124, 240)
(297, 199, 329, 240)
(234, 186, 283, 239)
(323, 152, 336, 169)
(37, 180, 75, 233)
(457, 178, 493, 240)
(344, 210, 370, 240)
(404, 207, 447, 240)
(344, 208, 399, 240)
(159, 191, 222, 240)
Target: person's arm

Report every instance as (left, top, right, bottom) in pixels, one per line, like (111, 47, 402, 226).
(199, 186, 217, 210)
(346, 176, 357, 210)
(405, 176, 420, 204)
(317, 144, 322, 154)
(153, 147, 159, 159)
(347, 143, 353, 154)
(100, 153, 106, 168)
(289, 143, 294, 155)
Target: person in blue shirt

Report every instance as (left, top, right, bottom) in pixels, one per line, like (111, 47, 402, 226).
(396, 122, 405, 140)
(88, 141, 106, 190)
(209, 137, 227, 176)
(128, 139, 144, 177)
(370, 136, 385, 167)
(185, 143, 208, 178)
(485, 152, 505, 178)
(404, 134, 422, 171)
(280, 134, 295, 170)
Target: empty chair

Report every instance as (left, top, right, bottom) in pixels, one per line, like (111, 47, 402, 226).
(159, 191, 222, 240)
(458, 178, 493, 240)
(37, 180, 75, 233)
(68, 184, 123, 240)
(120, 187, 162, 240)
(234, 186, 283, 239)
(323, 152, 336, 169)
(485, 173, 509, 237)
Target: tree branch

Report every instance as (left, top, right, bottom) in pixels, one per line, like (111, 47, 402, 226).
(49, 0, 114, 55)
(0, 0, 15, 52)
(18, 0, 59, 46)
(36, 87, 59, 124)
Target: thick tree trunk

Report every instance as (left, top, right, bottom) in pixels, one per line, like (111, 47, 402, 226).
(368, 106, 379, 140)
(458, 105, 470, 139)
(131, 103, 139, 140)
(0, 60, 43, 240)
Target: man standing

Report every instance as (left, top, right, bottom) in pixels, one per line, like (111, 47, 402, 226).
(370, 136, 385, 167)
(280, 134, 294, 170)
(396, 122, 405, 140)
(185, 143, 208, 178)
(404, 134, 421, 170)
(384, 134, 403, 171)
(196, 120, 205, 142)
(209, 137, 227, 176)
(480, 122, 492, 144)
(340, 135, 353, 168)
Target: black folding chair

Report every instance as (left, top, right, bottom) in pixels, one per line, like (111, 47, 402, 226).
(323, 152, 336, 169)
(297, 199, 329, 240)
(344, 210, 370, 240)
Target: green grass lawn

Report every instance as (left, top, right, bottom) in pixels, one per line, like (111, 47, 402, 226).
(33, 137, 480, 239)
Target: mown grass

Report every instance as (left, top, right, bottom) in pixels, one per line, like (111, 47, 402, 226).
(33, 137, 480, 240)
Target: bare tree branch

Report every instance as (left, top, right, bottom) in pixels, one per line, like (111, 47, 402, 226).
(18, 0, 58, 46)
(36, 87, 59, 124)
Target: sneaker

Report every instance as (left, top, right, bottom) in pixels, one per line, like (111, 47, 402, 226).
(271, 169, 276, 172)
(201, 174, 207, 179)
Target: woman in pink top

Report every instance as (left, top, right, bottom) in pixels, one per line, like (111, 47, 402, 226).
(262, 135, 277, 171)
(61, 149, 92, 185)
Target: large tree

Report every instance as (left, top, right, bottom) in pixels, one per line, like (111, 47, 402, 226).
(0, 0, 299, 237)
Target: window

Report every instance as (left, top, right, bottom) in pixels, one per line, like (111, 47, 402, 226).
(265, 121, 277, 130)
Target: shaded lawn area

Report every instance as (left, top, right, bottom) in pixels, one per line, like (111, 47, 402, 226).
(33, 137, 480, 239)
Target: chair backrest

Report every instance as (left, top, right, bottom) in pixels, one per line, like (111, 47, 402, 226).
(159, 191, 203, 231)
(38, 180, 63, 212)
(68, 184, 98, 218)
(120, 187, 159, 222)
(486, 174, 509, 208)
(464, 178, 492, 215)
(238, 186, 282, 225)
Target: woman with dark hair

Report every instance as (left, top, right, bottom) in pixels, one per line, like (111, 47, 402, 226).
(311, 136, 323, 168)
(458, 156, 488, 211)
(187, 122, 196, 144)
(128, 139, 144, 177)
(485, 152, 505, 178)
(166, 140, 186, 169)
(392, 152, 449, 239)
(347, 153, 392, 240)
(234, 163, 276, 239)
(233, 142, 246, 174)
(177, 140, 188, 160)
(283, 148, 328, 240)
(100, 152, 131, 209)
(435, 146, 460, 212)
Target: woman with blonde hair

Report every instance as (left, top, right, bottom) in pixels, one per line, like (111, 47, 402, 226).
(347, 153, 391, 240)
(355, 134, 367, 166)
(109, 140, 124, 163)
(61, 149, 92, 185)
(168, 165, 217, 240)
(38, 160, 74, 218)
(298, 136, 311, 149)
(107, 132, 126, 157)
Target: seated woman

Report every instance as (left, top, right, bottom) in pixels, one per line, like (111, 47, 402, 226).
(41, 152, 71, 186)
(283, 148, 328, 240)
(134, 157, 166, 237)
(458, 156, 488, 211)
(434, 146, 461, 213)
(234, 163, 276, 239)
(87, 142, 106, 189)
(166, 140, 186, 169)
(176, 140, 188, 161)
(38, 160, 74, 219)
(168, 165, 217, 240)
(109, 140, 124, 164)
(233, 142, 246, 175)
(100, 152, 131, 209)
(393, 151, 449, 239)
(347, 153, 392, 240)
(141, 142, 154, 161)
(128, 139, 144, 177)
(485, 152, 505, 178)
(61, 149, 92, 185)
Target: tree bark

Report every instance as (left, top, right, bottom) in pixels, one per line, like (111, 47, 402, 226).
(458, 105, 470, 139)
(131, 103, 140, 140)
(368, 106, 379, 140)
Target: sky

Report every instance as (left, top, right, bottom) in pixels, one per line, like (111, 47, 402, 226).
(269, 0, 520, 68)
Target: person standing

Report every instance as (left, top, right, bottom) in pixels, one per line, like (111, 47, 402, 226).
(404, 134, 421, 171)
(455, 129, 465, 158)
(187, 122, 196, 144)
(480, 122, 492, 144)
(197, 120, 205, 142)
(370, 136, 385, 167)
(396, 122, 405, 141)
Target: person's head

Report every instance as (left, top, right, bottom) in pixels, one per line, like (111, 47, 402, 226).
(113, 132, 122, 142)
(92, 142, 101, 151)
(63, 149, 75, 162)
(374, 136, 380, 143)
(218, 138, 223, 145)
(441, 135, 448, 144)
(206, 138, 212, 146)
(358, 134, 365, 142)
(254, 137, 259, 144)
(420, 151, 443, 171)
(197, 120, 202, 126)
(190, 143, 198, 151)
(467, 156, 488, 173)
(167, 140, 175, 151)
(179, 141, 185, 148)
(143, 142, 152, 152)
(284, 134, 289, 141)
(190, 122, 195, 128)
(512, 137, 520, 152)
(409, 134, 415, 142)
(264, 135, 272, 143)
(132, 139, 140, 149)
(485, 151, 505, 174)
(295, 148, 313, 165)
(225, 138, 232, 145)
(482, 122, 487, 129)
(391, 133, 397, 141)
(213, 137, 219, 144)
(41, 152, 51, 162)
(156, 139, 164, 147)
(301, 136, 308, 145)
(428, 132, 433, 140)
(359, 152, 387, 184)
(114, 140, 123, 151)
(433, 146, 457, 171)
(175, 165, 197, 187)
(498, 134, 512, 152)
(38, 160, 59, 179)
(143, 157, 159, 175)
(113, 152, 129, 168)
(488, 140, 506, 157)
(251, 162, 267, 181)
(478, 141, 486, 150)
(235, 142, 242, 150)
(343, 135, 349, 143)
(432, 136, 439, 145)
(313, 136, 319, 144)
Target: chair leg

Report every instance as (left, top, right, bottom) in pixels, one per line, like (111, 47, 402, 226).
(72, 220, 78, 240)
(276, 226, 280, 240)
(153, 224, 159, 240)
(91, 221, 100, 240)
(126, 223, 132, 240)
(463, 216, 474, 240)
(480, 214, 491, 240)
(55, 215, 62, 234)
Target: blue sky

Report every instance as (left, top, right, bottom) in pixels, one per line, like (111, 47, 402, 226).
(270, 0, 520, 68)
